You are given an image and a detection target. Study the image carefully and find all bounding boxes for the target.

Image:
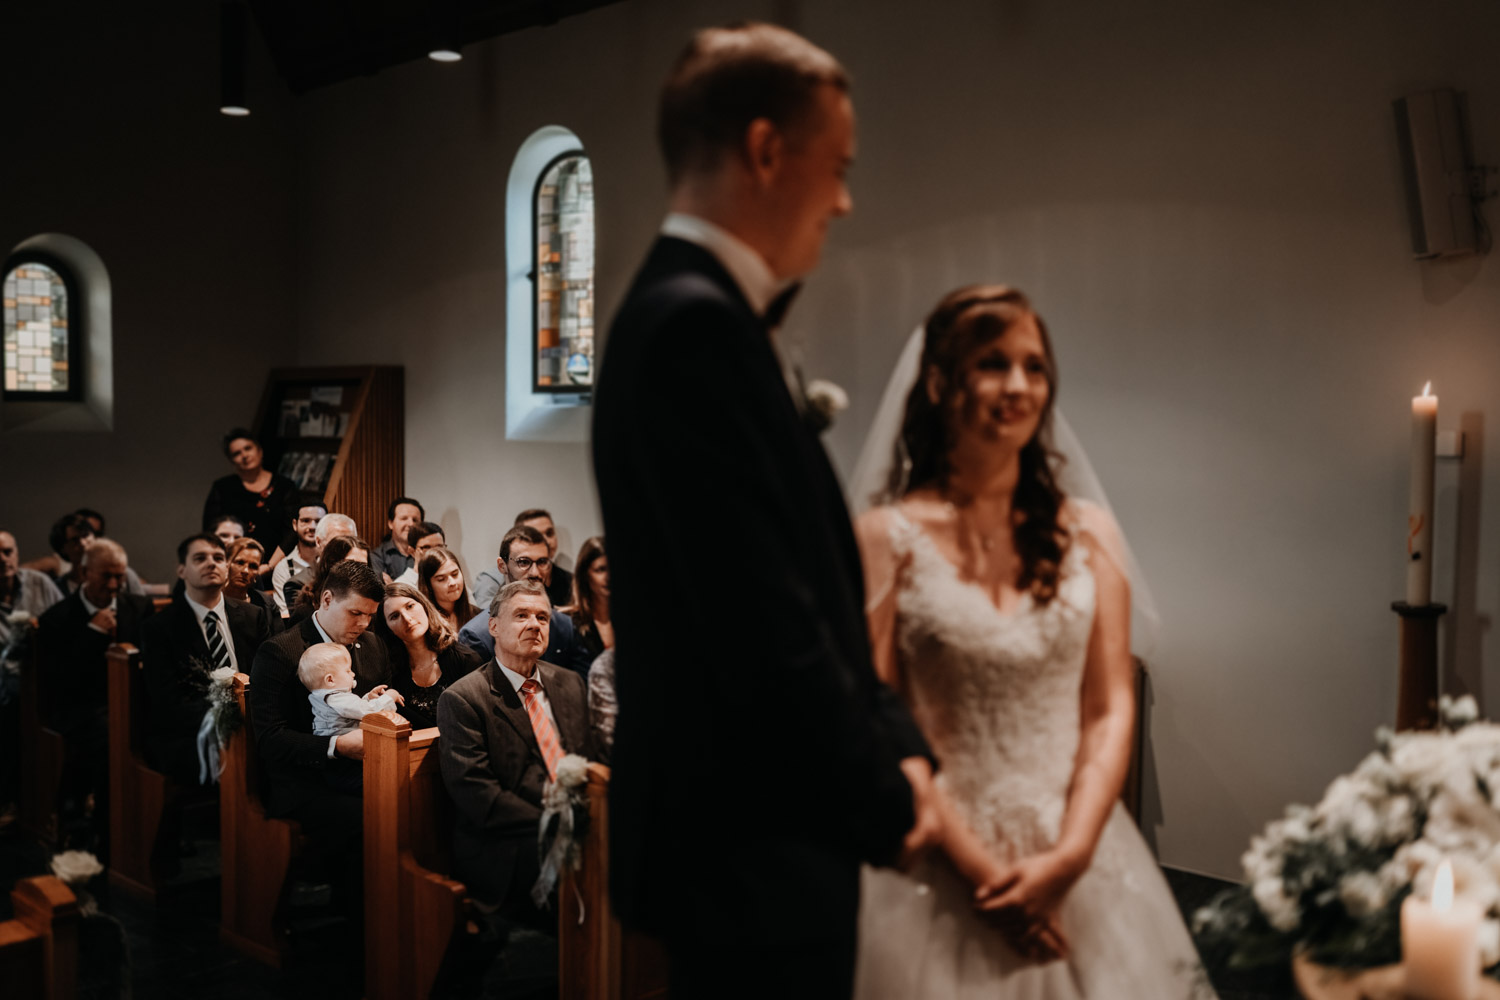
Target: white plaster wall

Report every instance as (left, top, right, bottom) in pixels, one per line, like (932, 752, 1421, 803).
(0, 3, 297, 583)
(295, 0, 1500, 877)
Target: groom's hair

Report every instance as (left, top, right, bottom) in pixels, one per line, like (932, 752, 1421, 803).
(658, 22, 849, 187)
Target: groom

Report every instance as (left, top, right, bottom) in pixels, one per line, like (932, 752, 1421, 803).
(592, 22, 940, 997)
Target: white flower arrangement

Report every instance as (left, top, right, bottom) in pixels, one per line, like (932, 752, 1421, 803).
(49, 849, 104, 885)
(804, 379, 848, 433)
(532, 754, 594, 909)
(5, 609, 32, 627)
(1196, 695, 1500, 974)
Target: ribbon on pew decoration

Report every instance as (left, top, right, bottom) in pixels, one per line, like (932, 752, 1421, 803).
(532, 753, 593, 912)
(196, 665, 245, 784)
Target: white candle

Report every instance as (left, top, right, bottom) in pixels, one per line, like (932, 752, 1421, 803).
(1403, 860, 1481, 1000)
(1408, 382, 1438, 606)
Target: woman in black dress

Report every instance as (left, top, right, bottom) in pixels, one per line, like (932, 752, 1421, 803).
(561, 535, 612, 666)
(202, 427, 301, 555)
(222, 537, 281, 629)
(377, 582, 482, 730)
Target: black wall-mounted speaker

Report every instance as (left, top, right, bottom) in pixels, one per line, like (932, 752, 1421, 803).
(1393, 89, 1477, 260)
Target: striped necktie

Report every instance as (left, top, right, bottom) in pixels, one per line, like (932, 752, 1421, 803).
(203, 610, 232, 669)
(519, 677, 564, 778)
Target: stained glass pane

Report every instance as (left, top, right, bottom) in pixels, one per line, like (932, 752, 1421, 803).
(3, 261, 70, 395)
(534, 154, 595, 390)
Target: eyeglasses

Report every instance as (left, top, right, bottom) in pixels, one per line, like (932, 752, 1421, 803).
(510, 556, 552, 571)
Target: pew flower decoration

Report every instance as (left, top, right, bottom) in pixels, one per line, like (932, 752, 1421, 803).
(1194, 695, 1500, 976)
(206, 665, 244, 748)
(803, 379, 849, 434)
(50, 850, 104, 915)
(1, 609, 36, 672)
(532, 753, 593, 910)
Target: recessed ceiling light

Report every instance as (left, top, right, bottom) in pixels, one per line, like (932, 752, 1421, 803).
(428, 48, 462, 63)
(220, 105, 251, 117)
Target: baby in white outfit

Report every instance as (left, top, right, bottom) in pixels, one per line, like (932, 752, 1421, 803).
(299, 642, 405, 737)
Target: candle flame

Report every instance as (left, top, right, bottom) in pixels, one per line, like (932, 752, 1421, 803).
(1423, 381, 1433, 398)
(1434, 859, 1455, 912)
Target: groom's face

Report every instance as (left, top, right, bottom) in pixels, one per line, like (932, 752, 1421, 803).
(762, 84, 855, 280)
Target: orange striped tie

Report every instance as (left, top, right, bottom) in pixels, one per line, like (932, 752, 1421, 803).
(520, 678, 565, 778)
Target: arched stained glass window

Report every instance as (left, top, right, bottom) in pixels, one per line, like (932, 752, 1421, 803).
(3, 257, 81, 401)
(533, 152, 595, 392)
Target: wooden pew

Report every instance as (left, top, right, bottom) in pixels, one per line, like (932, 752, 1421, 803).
(361, 714, 669, 1000)
(105, 643, 173, 899)
(361, 713, 466, 1000)
(0, 875, 79, 1000)
(18, 629, 66, 845)
(218, 672, 299, 967)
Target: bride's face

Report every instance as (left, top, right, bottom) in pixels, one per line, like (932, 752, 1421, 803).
(949, 313, 1052, 449)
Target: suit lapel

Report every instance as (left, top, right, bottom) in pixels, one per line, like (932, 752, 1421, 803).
(486, 660, 542, 762)
(172, 597, 213, 663)
(539, 661, 585, 755)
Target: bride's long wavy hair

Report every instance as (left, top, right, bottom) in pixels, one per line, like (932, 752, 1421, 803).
(889, 285, 1070, 605)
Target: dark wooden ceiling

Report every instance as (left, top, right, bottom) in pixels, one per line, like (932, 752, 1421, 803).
(245, 0, 624, 95)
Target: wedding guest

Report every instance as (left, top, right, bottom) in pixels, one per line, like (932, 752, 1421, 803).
(37, 537, 157, 850)
(457, 525, 591, 678)
(437, 579, 590, 926)
(283, 512, 357, 612)
(587, 648, 616, 765)
(392, 522, 446, 586)
(416, 546, 479, 634)
(45, 512, 149, 598)
(269, 496, 327, 614)
(203, 428, 300, 554)
(562, 536, 612, 665)
(211, 514, 246, 548)
(300, 643, 403, 794)
(515, 509, 574, 609)
(376, 583, 482, 730)
(290, 535, 371, 622)
(370, 497, 425, 584)
(140, 534, 269, 784)
(223, 537, 280, 626)
(247, 559, 389, 926)
(0, 530, 64, 817)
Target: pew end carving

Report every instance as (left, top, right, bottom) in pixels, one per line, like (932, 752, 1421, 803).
(0, 875, 79, 1000)
(219, 672, 300, 967)
(105, 643, 172, 899)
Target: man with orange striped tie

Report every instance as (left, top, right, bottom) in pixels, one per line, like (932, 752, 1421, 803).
(437, 577, 591, 937)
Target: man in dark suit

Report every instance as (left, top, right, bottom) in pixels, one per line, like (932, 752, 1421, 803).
(591, 23, 941, 997)
(438, 579, 589, 928)
(37, 537, 155, 851)
(141, 534, 269, 784)
(247, 559, 388, 923)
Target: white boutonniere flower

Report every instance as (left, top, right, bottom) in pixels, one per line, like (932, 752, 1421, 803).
(804, 379, 848, 434)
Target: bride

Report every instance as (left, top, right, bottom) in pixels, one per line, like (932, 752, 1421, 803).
(850, 286, 1214, 998)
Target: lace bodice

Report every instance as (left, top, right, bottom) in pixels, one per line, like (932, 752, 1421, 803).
(891, 509, 1096, 860)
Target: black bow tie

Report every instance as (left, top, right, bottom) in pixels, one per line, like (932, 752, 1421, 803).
(762, 282, 803, 330)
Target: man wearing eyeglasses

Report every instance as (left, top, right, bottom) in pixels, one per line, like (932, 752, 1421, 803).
(456, 524, 591, 678)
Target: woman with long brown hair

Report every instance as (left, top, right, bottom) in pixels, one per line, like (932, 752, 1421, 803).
(852, 287, 1209, 998)
(416, 546, 479, 633)
(562, 536, 612, 663)
(374, 583, 482, 730)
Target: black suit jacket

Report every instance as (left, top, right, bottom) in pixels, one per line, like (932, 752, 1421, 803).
(436, 658, 589, 908)
(591, 237, 933, 944)
(37, 590, 155, 732)
(140, 594, 269, 781)
(247, 614, 389, 816)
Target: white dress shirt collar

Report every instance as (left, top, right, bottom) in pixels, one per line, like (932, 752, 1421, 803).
(496, 659, 542, 694)
(184, 591, 226, 626)
(311, 610, 336, 645)
(660, 213, 783, 317)
(78, 589, 116, 617)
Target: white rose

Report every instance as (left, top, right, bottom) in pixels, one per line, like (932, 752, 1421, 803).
(1338, 870, 1392, 917)
(209, 666, 237, 684)
(554, 753, 590, 789)
(6, 610, 31, 626)
(804, 379, 849, 431)
(1481, 919, 1500, 968)
(49, 850, 104, 885)
(1252, 876, 1301, 932)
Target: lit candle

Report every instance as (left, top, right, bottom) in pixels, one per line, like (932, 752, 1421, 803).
(1408, 382, 1438, 606)
(1403, 860, 1481, 1000)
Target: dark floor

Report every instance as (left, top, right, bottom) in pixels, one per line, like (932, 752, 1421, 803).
(1, 819, 1297, 999)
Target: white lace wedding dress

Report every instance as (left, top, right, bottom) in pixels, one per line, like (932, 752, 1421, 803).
(854, 509, 1215, 999)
